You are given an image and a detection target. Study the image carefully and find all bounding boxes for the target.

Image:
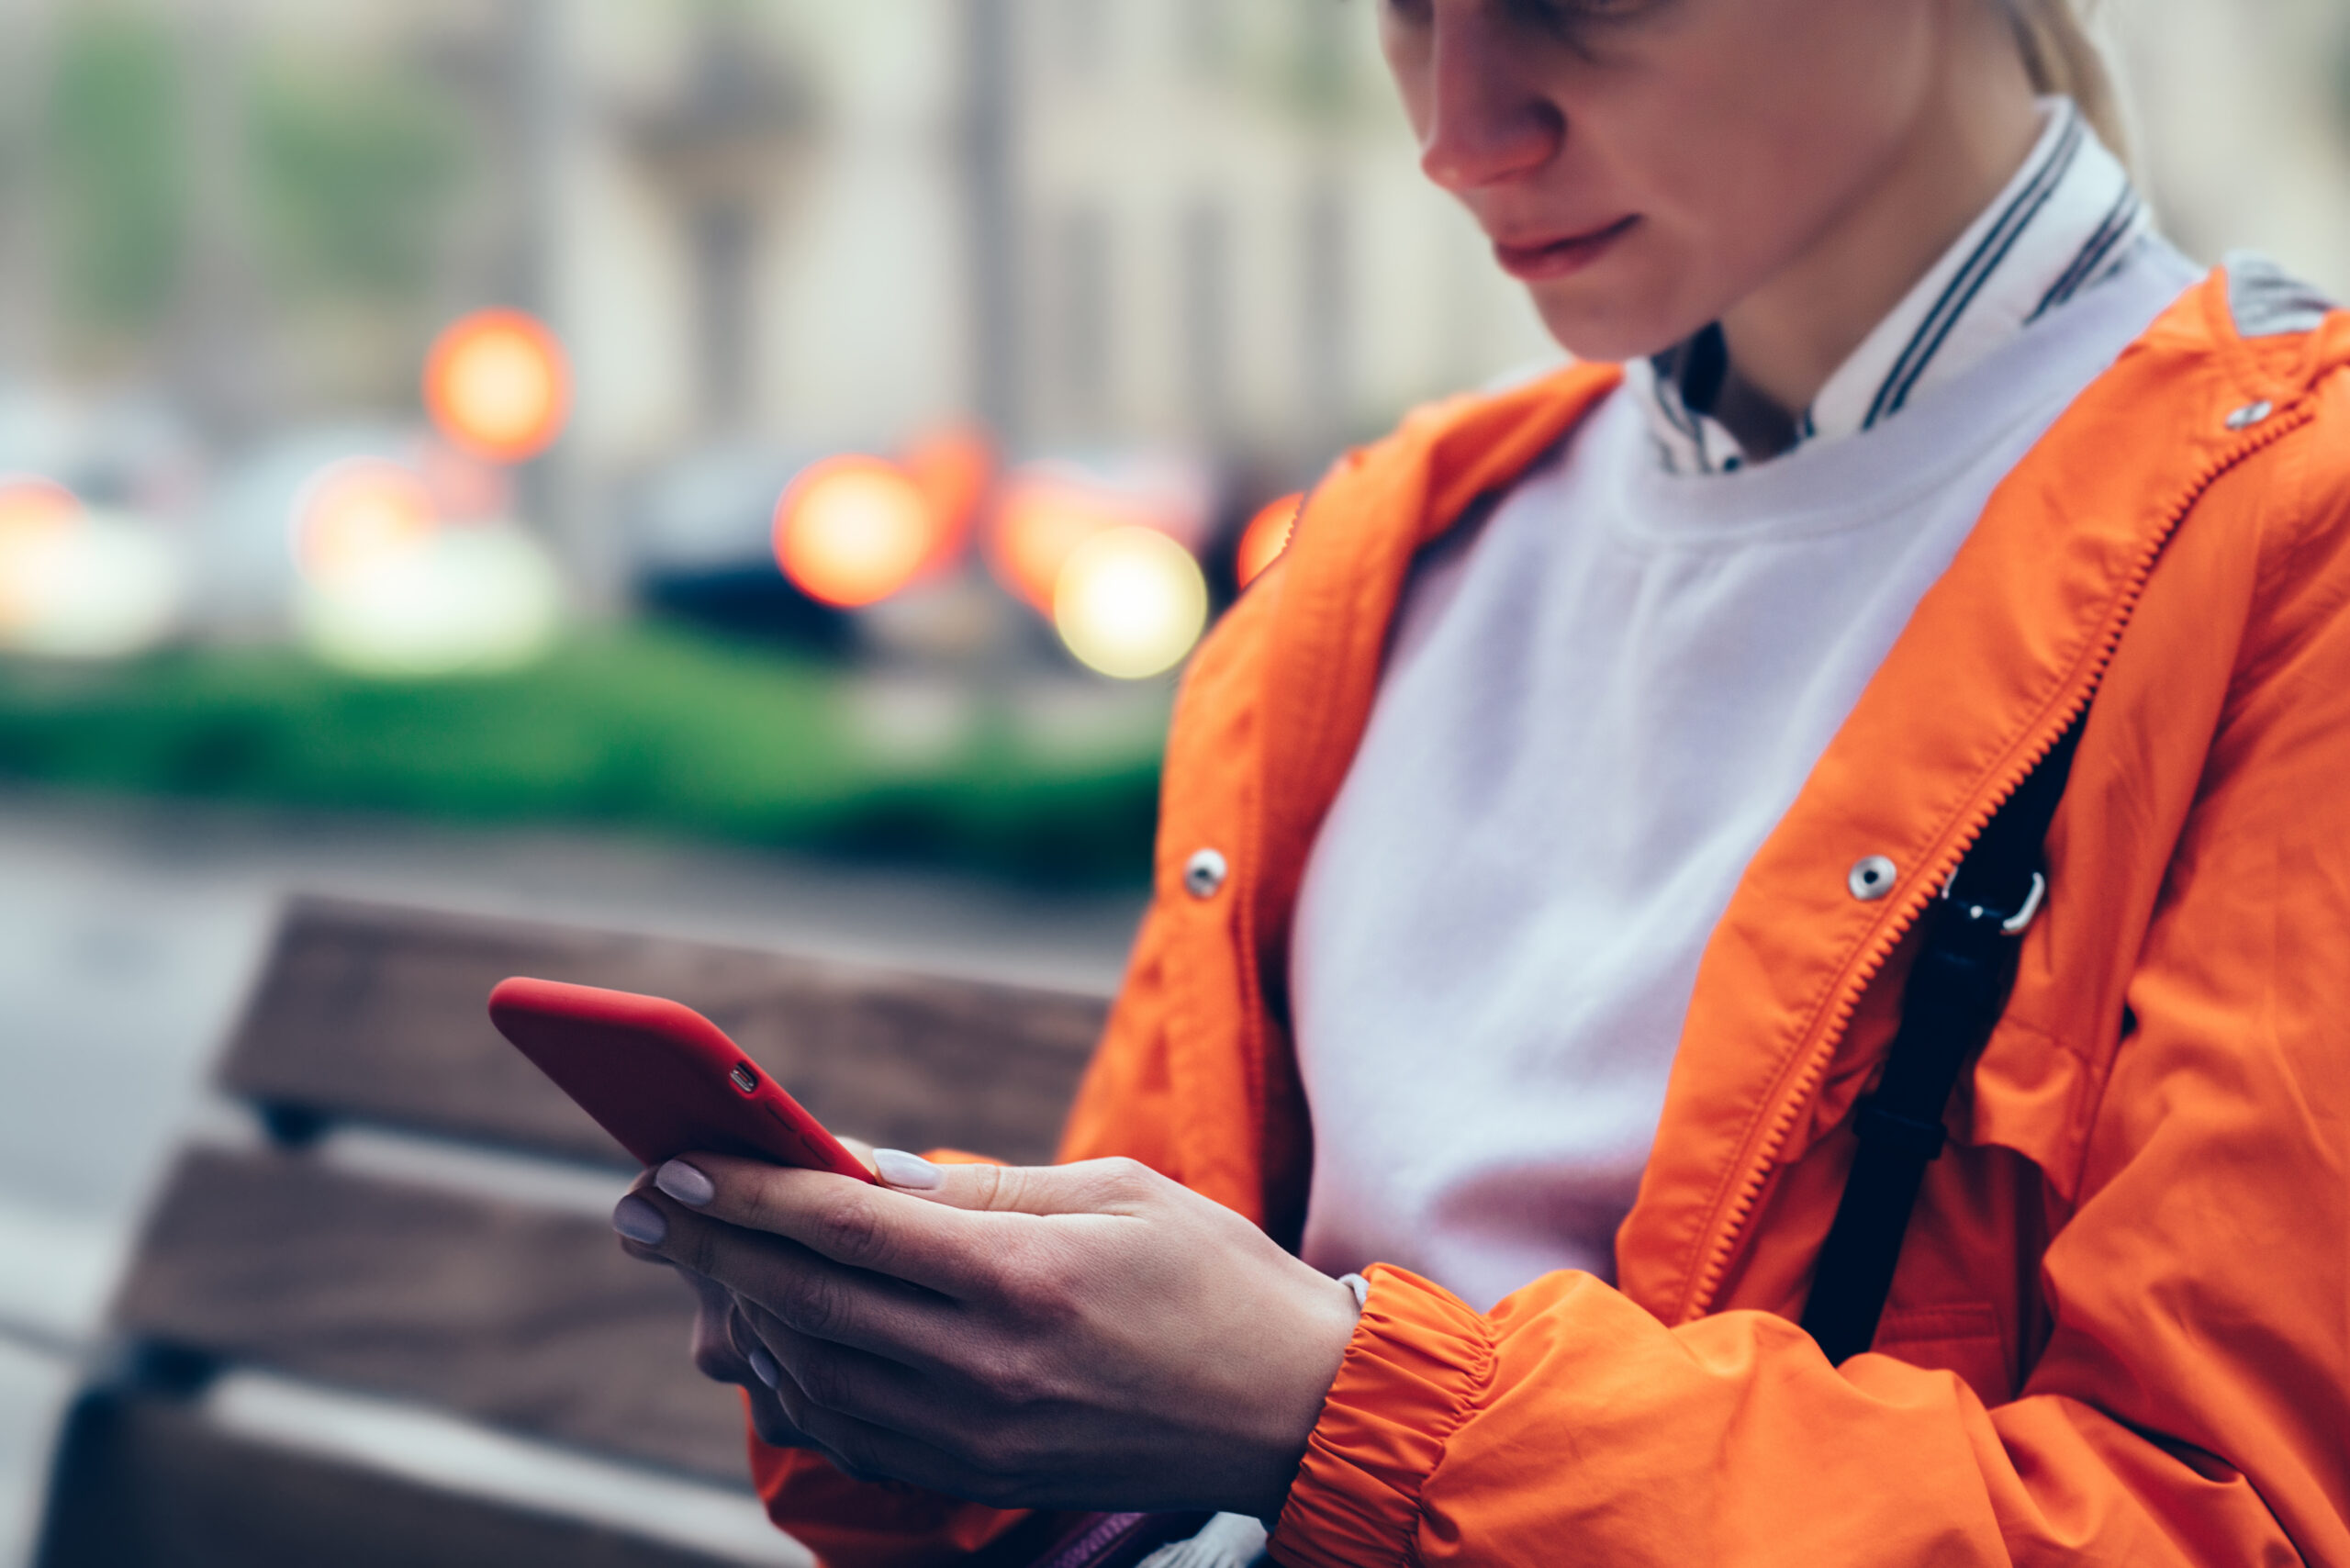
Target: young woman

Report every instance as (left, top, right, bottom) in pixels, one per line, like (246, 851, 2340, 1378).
(612, 0, 2350, 1562)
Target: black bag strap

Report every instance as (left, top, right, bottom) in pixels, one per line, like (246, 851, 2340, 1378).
(1799, 720, 2084, 1364)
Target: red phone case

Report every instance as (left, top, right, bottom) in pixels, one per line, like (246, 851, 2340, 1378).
(487, 976, 876, 1182)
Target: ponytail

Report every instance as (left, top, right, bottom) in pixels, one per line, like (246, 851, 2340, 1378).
(2004, 0, 2129, 160)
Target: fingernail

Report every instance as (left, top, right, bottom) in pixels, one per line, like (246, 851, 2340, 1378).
(747, 1345, 782, 1389)
(612, 1193, 667, 1245)
(873, 1148, 944, 1190)
(656, 1159, 716, 1207)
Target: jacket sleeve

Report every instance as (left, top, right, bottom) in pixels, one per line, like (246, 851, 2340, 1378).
(1269, 425, 2350, 1567)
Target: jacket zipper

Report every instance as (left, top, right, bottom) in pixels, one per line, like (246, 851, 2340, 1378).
(1678, 400, 2322, 1324)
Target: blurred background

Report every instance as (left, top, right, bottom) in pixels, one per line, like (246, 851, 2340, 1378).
(0, 0, 2344, 1563)
(0, 0, 1569, 879)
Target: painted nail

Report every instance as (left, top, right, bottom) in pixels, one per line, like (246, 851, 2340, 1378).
(747, 1345, 782, 1389)
(656, 1159, 716, 1207)
(873, 1148, 945, 1190)
(611, 1193, 667, 1246)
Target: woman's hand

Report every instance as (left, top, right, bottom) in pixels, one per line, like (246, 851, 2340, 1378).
(610, 1152, 1360, 1522)
(670, 1263, 813, 1451)
(622, 1137, 879, 1454)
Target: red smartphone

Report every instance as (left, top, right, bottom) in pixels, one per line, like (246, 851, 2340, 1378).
(487, 976, 877, 1182)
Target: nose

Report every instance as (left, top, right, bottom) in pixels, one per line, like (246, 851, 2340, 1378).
(1418, 8, 1565, 194)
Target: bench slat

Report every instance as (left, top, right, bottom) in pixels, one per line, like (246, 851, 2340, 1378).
(222, 897, 1111, 1168)
(35, 1390, 789, 1568)
(114, 1147, 748, 1483)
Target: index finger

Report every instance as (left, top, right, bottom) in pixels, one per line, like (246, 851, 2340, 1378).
(655, 1152, 1011, 1298)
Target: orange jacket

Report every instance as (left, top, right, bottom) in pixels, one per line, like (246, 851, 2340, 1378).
(757, 266, 2350, 1567)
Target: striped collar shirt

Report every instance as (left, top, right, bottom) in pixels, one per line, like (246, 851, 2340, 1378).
(1632, 99, 2152, 475)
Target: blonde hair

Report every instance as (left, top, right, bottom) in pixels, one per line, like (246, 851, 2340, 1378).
(2006, 0, 2128, 159)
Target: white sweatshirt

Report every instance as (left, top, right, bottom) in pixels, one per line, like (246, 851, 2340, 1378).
(1291, 104, 2201, 1313)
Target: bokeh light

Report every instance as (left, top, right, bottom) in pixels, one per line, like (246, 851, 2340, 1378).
(989, 469, 1153, 613)
(3, 516, 183, 660)
(772, 455, 938, 609)
(1237, 492, 1303, 588)
(0, 476, 84, 634)
(291, 457, 439, 581)
(422, 308, 573, 464)
(297, 524, 562, 678)
(287, 454, 561, 676)
(899, 424, 994, 573)
(0, 481, 183, 660)
(0, 476, 81, 545)
(1052, 524, 1208, 680)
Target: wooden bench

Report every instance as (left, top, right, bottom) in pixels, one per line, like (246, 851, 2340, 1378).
(34, 895, 1111, 1568)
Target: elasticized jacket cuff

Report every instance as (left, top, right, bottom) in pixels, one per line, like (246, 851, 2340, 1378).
(1270, 1264, 1494, 1568)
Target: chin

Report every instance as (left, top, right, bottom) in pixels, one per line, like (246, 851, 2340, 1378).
(1522, 264, 1708, 367)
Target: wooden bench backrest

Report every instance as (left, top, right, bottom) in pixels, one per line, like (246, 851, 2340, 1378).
(39, 896, 1113, 1567)
(224, 895, 1111, 1167)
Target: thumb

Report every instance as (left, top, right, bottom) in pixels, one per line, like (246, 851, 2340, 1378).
(871, 1150, 1151, 1217)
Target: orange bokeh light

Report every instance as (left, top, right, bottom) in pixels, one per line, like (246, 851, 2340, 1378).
(0, 476, 84, 634)
(0, 476, 81, 550)
(773, 456, 940, 609)
(987, 472, 1163, 613)
(293, 458, 440, 581)
(1237, 492, 1304, 588)
(899, 424, 994, 573)
(423, 308, 572, 464)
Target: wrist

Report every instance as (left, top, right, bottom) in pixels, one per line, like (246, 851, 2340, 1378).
(1243, 1269, 1366, 1525)
(1268, 1265, 1496, 1568)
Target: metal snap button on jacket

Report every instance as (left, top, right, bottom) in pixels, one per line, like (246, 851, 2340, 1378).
(1848, 855, 1897, 902)
(2225, 400, 2275, 431)
(1184, 848, 1229, 900)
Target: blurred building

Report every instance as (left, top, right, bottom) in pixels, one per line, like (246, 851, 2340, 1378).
(0, 0, 2341, 605)
(2116, 0, 2350, 299)
(562, 0, 1553, 469)
(0, 0, 1561, 607)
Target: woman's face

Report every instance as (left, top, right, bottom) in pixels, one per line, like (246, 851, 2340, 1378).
(1381, 0, 1958, 363)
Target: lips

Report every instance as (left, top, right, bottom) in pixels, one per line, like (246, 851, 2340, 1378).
(1492, 216, 1639, 282)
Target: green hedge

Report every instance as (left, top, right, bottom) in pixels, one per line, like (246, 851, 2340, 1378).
(0, 628, 1167, 882)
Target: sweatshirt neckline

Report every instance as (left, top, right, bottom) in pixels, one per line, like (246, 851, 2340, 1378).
(1633, 97, 2150, 477)
(1591, 246, 2199, 551)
